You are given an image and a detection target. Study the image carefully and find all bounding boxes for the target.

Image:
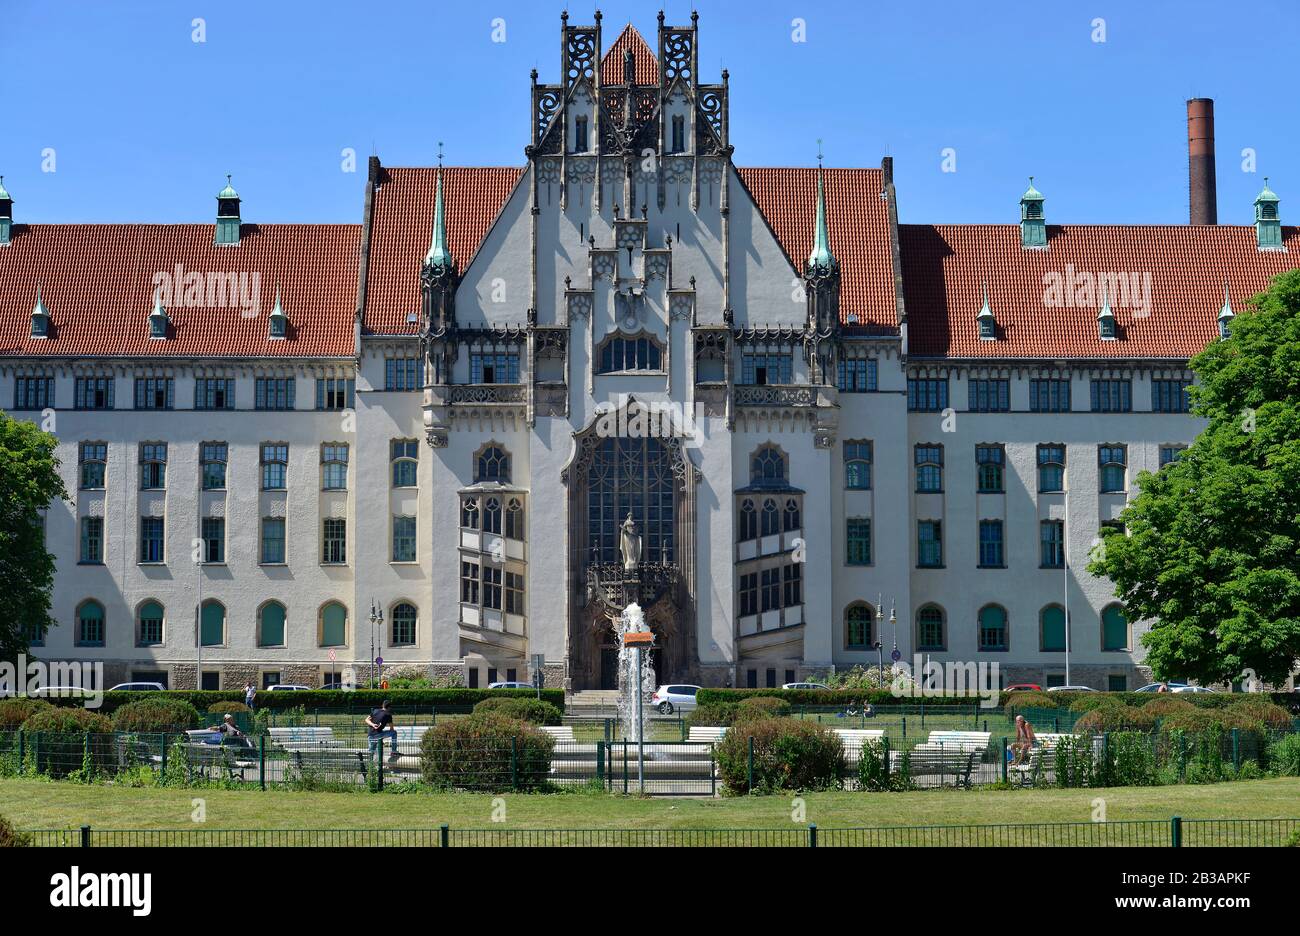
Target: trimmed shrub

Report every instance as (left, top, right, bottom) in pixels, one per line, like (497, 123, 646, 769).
(1075, 704, 1156, 733)
(1003, 691, 1056, 718)
(1139, 696, 1196, 718)
(1069, 694, 1125, 714)
(0, 813, 31, 847)
(206, 701, 250, 715)
(1267, 732, 1300, 777)
(40, 687, 565, 714)
(20, 707, 114, 779)
(715, 718, 844, 794)
(419, 712, 554, 791)
(1224, 697, 1293, 731)
(471, 697, 562, 726)
(686, 702, 739, 728)
(111, 698, 201, 734)
(736, 696, 792, 720)
(0, 698, 52, 731)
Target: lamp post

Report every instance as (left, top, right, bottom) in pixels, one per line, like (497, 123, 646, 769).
(368, 601, 383, 689)
(874, 598, 885, 684)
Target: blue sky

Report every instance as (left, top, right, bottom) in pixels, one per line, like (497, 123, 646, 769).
(1, 0, 1295, 226)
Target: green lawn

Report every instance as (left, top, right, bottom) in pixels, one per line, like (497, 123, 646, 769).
(2, 777, 1296, 832)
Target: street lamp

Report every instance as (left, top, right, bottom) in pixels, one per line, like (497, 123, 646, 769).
(368, 601, 383, 688)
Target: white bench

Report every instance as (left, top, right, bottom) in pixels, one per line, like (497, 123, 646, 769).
(1009, 732, 1081, 783)
(833, 728, 886, 765)
(268, 726, 341, 751)
(539, 726, 576, 743)
(891, 731, 992, 787)
(687, 726, 728, 743)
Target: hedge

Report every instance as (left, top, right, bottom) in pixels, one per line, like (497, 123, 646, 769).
(42, 688, 564, 714)
(111, 698, 202, 734)
(419, 712, 554, 791)
(715, 718, 843, 794)
(19, 707, 115, 779)
(0, 814, 30, 848)
(0, 698, 52, 731)
(471, 698, 563, 725)
(697, 688, 1298, 712)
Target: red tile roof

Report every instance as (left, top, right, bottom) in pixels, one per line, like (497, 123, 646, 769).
(738, 167, 899, 333)
(0, 224, 360, 358)
(902, 224, 1300, 358)
(362, 166, 523, 335)
(602, 24, 659, 86)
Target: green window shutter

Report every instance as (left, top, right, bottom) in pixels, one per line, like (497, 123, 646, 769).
(1041, 605, 1066, 652)
(1102, 606, 1128, 651)
(260, 603, 286, 647)
(201, 603, 225, 646)
(321, 603, 347, 647)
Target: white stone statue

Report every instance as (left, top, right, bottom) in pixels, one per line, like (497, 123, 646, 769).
(619, 513, 642, 571)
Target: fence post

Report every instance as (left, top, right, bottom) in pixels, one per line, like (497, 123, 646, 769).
(882, 736, 891, 784)
(920, 702, 925, 726)
(1102, 732, 1110, 786)
(1170, 815, 1182, 848)
(159, 732, 167, 778)
(747, 736, 755, 794)
(83, 731, 91, 778)
(1000, 736, 1008, 783)
(808, 823, 818, 848)
(596, 740, 605, 785)
(1053, 716, 1059, 733)
(440, 823, 450, 848)
(377, 737, 385, 791)
(1231, 729, 1240, 771)
(710, 745, 717, 797)
(17, 729, 23, 771)
(511, 736, 519, 791)
(258, 734, 266, 791)
(80, 824, 91, 848)
(901, 715, 906, 738)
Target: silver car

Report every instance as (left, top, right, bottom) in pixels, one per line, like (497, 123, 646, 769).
(650, 684, 700, 715)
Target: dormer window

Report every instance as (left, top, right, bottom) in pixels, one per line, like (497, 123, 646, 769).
(268, 286, 288, 339)
(670, 115, 686, 154)
(30, 285, 49, 338)
(573, 116, 589, 154)
(148, 296, 169, 339)
(1099, 315, 1117, 340)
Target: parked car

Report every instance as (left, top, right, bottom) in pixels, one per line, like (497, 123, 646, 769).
(108, 682, 165, 692)
(781, 682, 830, 690)
(318, 680, 351, 690)
(650, 684, 700, 715)
(1134, 682, 1189, 693)
(1047, 685, 1098, 692)
(488, 681, 534, 689)
(29, 686, 96, 698)
(1173, 685, 1218, 694)
(266, 684, 312, 691)
(1005, 683, 1043, 693)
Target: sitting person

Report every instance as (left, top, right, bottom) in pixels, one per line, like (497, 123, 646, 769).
(205, 713, 245, 743)
(1010, 714, 1037, 765)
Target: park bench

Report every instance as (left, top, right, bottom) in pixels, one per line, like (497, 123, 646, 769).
(267, 727, 342, 751)
(1008, 732, 1070, 784)
(890, 730, 992, 787)
(539, 725, 577, 743)
(832, 728, 886, 766)
(290, 747, 368, 783)
(686, 726, 728, 743)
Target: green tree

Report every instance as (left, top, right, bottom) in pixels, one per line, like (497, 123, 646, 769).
(1089, 269, 1300, 685)
(0, 414, 66, 661)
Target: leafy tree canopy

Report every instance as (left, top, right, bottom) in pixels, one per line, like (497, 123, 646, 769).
(0, 414, 66, 662)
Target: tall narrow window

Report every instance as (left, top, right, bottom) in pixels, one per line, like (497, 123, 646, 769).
(505, 572, 526, 615)
(917, 521, 943, 568)
(261, 518, 286, 564)
(844, 440, 872, 490)
(321, 444, 349, 490)
(915, 445, 943, 492)
(483, 564, 503, 610)
(739, 572, 758, 617)
(322, 518, 347, 564)
(139, 517, 164, 563)
(460, 560, 480, 604)
(846, 518, 871, 565)
(1040, 604, 1066, 652)
(201, 442, 227, 490)
(201, 517, 225, 563)
(845, 604, 874, 649)
(80, 517, 104, 564)
(1098, 445, 1127, 493)
(137, 601, 164, 647)
(917, 606, 946, 651)
(1037, 444, 1065, 492)
(77, 600, 106, 647)
(976, 444, 1004, 493)
(978, 519, 1005, 568)
(475, 445, 510, 483)
(782, 563, 802, 608)
(319, 602, 347, 647)
(670, 114, 685, 153)
(259, 601, 286, 647)
(573, 115, 589, 153)
(1040, 519, 1064, 568)
(79, 442, 107, 490)
(978, 605, 1008, 651)
(261, 443, 288, 491)
(391, 603, 417, 646)
(1101, 605, 1129, 651)
(505, 498, 525, 540)
(391, 440, 419, 487)
(200, 601, 225, 647)
(315, 378, 355, 410)
(392, 515, 417, 562)
(139, 443, 167, 490)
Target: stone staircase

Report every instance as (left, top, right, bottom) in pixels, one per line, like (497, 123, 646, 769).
(567, 689, 622, 719)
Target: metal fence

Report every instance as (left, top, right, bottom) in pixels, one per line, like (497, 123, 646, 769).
(22, 816, 1300, 847)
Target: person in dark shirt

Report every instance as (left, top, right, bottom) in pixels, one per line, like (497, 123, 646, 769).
(365, 699, 399, 761)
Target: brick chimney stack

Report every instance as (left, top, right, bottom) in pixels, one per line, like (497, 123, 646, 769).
(1187, 98, 1218, 224)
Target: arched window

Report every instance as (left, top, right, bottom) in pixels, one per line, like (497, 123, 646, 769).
(844, 440, 872, 490)
(259, 601, 286, 648)
(738, 498, 757, 541)
(137, 600, 164, 647)
(597, 333, 663, 373)
(505, 498, 525, 540)
(390, 439, 418, 487)
(1040, 604, 1066, 653)
(750, 446, 787, 487)
(845, 603, 875, 650)
(483, 496, 502, 534)
(200, 600, 225, 647)
(319, 602, 348, 648)
(760, 497, 780, 537)
(391, 602, 417, 647)
(77, 600, 105, 647)
(917, 605, 946, 651)
(1101, 604, 1129, 651)
(978, 604, 1008, 652)
(460, 497, 479, 530)
(783, 497, 801, 532)
(586, 436, 677, 565)
(475, 444, 511, 483)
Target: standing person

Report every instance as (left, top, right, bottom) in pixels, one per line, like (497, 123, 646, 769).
(1010, 714, 1037, 765)
(365, 699, 399, 761)
(244, 683, 256, 710)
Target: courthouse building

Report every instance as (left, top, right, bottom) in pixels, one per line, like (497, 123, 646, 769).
(1, 15, 1295, 692)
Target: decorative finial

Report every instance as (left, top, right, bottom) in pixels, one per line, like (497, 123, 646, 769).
(437, 141, 444, 168)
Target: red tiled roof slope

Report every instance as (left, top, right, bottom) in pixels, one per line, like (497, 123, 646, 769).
(363, 166, 523, 335)
(739, 167, 898, 333)
(0, 224, 360, 358)
(902, 224, 1300, 358)
(602, 24, 659, 86)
